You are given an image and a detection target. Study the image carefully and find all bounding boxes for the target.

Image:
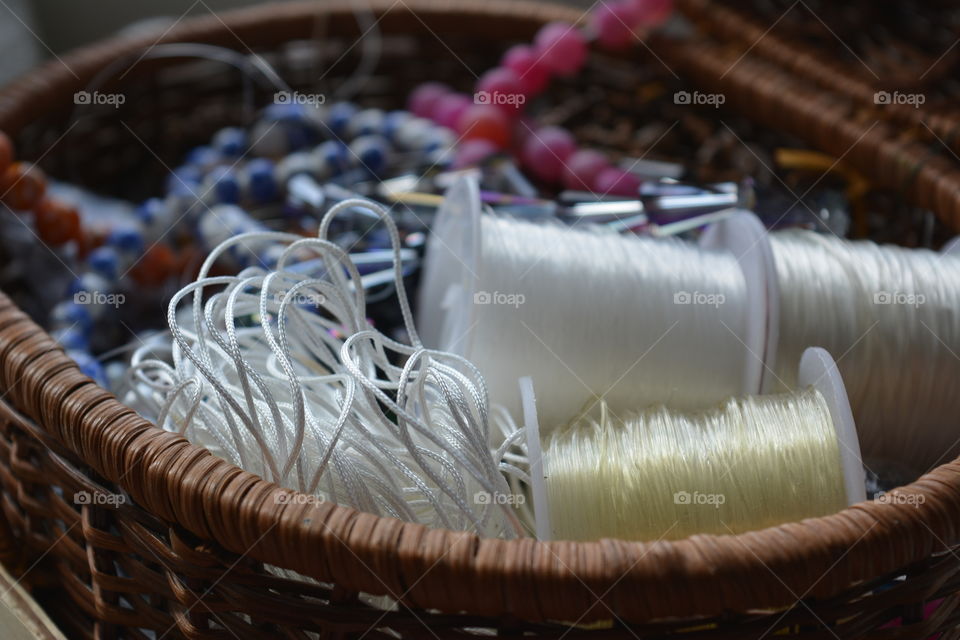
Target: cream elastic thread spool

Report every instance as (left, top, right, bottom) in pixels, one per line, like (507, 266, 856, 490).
(522, 347, 865, 542)
(418, 177, 769, 436)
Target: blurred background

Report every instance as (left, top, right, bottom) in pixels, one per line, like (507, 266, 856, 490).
(0, 0, 589, 85)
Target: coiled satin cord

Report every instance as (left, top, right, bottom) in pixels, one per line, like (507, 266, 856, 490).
(119, 198, 526, 537)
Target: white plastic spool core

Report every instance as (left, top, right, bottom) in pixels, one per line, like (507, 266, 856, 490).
(525, 347, 865, 541)
(797, 346, 866, 506)
(699, 210, 779, 395)
(415, 175, 482, 350)
(519, 376, 551, 541)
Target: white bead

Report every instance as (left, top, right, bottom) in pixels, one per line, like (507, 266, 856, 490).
(347, 108, 385, 139)
(198, 204, 265, 252)
(394, 117, 434, 151)
(276, 151, 320, 185)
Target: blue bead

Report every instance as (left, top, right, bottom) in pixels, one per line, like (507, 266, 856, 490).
(66, 277, 83, 297)
(348, 109, 385, 138)
(327, 102, 358, 137)
(88, 247, 120, 281)
(247, 159, 278, 204)
(50, 301, 93, 332)
(166, 166, 202, 198)
(315, 141, 349, 177)
(137, 198, 164, 225)
(264, 102, 308, 123)
(212, 127, 247, 156)
(67, 350, 107, 386)
(209, 166, 241, 204)
(107, 228, 144, 254)
(54, 327, 89, 351)
(264, 103, 319, 150)
(286, 126, 317, 153)
(350, 135, 390, 176)
(67, 272, 110, 302)
(185, 145, 220, 169)
(421, 128, 449, 153)
(383, 110, 411, 142)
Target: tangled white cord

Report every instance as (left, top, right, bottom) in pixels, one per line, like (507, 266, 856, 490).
(118, 198, 524, 538)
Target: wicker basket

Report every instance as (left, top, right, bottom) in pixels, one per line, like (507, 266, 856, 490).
(676, 0, 960, 161)
(2, 1, 960, 638)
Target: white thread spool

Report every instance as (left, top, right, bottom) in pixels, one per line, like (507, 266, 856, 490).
(419, 177, 768, 434)
(523, 346, 865, 541)
(771, 231, 960, 471)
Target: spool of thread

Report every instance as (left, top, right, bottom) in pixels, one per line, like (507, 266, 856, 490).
(523, 347, 865, 541)
(771, 231, 960, 471)
(419, 177, 762, 433)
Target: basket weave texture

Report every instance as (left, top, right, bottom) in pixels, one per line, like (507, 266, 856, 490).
(1, 1, 960, 638)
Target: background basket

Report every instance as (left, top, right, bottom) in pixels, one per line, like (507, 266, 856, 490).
(1, 1, 960, 638)
(676, 0, 960, 159)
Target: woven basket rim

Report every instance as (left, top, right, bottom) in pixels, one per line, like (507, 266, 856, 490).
(1, 0, 959, 624)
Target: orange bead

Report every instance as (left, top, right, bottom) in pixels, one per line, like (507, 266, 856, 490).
(455, 104, 511, 149)
(0, 132, 13, 175)
(131, 243, 176, 286)
(1, 162, 46, 211)
(75, 229, 92, 259)
(75, 227, 108, 259)
(34, 197, 81, 246)
(175, 245, 203, 281)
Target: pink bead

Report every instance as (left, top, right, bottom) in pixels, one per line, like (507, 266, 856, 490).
(593, 1, 642, 50)
(562, 149, 610, 190)
(593, 167, 642, 196)
(453, 139, 499, 168)
(511, 117, 537, 153)
(502, 45, 550, 96)
(456, 104, 511, 148)
(630, 0, 674, 26)
(476, 67, 525, 114)
(521, 126, 577, 184)
(533, 22, 588, 77)
(408, 82, 450, 119)
(433, 93, 472, 129)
